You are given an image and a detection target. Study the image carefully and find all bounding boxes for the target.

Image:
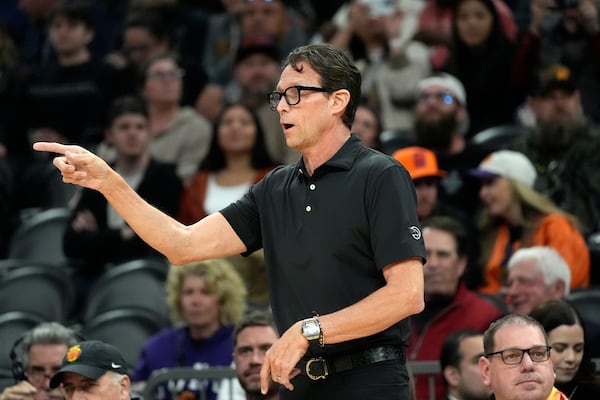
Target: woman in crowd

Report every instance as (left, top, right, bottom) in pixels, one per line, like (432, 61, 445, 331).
(178, 102, 276, 224)
(469, 150, 589, 295)
(530, 300, 600, 399)
(178, 103, 276, 309)
(444, 0, 519, 137)
(133, 258, 247, 400)
(98, 53, 212, 185)
(351, 103, 382, 151)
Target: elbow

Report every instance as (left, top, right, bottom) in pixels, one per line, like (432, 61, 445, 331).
(166, 253, 197, 266)
(409, 287, 425, 316)
(413, 295, 425, 316)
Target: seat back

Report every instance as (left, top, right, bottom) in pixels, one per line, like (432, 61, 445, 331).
(588, 233, 600, 285)
(83, 258, 169, 322)
(379, 129, 416, 155)
(0, 261, 75, 323)
(81, 308, 168, 370)
(8, 208, 71, 265)
(469, 124, 528, 154)
(0, 311, 45, 379)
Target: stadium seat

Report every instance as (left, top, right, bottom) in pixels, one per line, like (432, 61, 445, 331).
(0, 261, 75, 323)
(8, 207, 71, 265)
(379, 129, 416, 155)
(468, 124, 529, 154)
(81, 308, 169, 370)
(82, 258, 170, 323)
(0, 311, 45, 379)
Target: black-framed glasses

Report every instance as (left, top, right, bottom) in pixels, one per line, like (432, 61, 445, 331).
(267, 85, 328, 111)
(485, 346, 551, 365)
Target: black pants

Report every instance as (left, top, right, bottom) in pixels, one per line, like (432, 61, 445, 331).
(280, 359, 410, 400)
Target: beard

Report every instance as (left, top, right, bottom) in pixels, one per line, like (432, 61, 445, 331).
(534, 113, 586, 149)
(414, 112, 459, 151)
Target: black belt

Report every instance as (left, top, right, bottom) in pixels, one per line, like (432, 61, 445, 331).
(297, 345, 405, 381)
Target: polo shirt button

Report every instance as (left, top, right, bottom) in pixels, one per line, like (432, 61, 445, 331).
(305, 205, 312, 212)
(309, 183, 316, 190)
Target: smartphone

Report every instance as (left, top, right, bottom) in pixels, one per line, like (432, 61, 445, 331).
(359, 0, 396, 17)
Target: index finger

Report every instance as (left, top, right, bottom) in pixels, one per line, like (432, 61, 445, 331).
(259, 356, 273, 394)
(33, 141, 72, 155)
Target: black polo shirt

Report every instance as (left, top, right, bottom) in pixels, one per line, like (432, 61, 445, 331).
(221, 135, 425, 356)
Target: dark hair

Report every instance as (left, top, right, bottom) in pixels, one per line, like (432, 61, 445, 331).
(137, 52, 179, 88)
(233, 309, 278, 346)
(284, 43, 361, 129)
(440, 329, 482, 386)
(483, 314, 548, 355)
(451, 0, 506, 51)
(106, 95, 148, 127)
(123, 11, 174, 48)
(199, 103, 276, 171)
(530, 300, 597, 381)
(422, 216, 469, 257)
(49, 2, 95, 30)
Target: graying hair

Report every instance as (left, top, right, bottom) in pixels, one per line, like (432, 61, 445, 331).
(507, 246, 571, 295)
(20, 322, 79, 367)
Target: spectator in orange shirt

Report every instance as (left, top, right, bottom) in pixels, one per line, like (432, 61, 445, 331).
(468, 150, 589, 295)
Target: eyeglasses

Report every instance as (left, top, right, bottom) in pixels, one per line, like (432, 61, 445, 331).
(147, 69, 185, 81)
(417, 91, 455, 105)
(485, 346, 552, 365)
(267, 85, 328, 111)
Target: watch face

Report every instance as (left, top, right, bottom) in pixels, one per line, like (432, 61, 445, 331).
(303, 319, 320, 339)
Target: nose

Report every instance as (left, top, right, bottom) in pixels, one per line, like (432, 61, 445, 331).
(563, 348, 577, 362)
(250, 349, 266, 364)
(520, 351, 535, 370)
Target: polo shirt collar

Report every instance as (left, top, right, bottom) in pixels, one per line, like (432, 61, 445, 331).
(296, 134, 362, 177)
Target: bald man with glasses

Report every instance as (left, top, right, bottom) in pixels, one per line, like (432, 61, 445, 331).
(479, 314, 568, 400)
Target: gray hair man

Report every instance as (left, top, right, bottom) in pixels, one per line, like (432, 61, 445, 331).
(505, 246, 571, 315)
(0, 322, 78, 400)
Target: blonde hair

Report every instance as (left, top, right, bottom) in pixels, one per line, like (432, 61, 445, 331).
(478, 178, 580, 266)
(166, 259, 247, 326)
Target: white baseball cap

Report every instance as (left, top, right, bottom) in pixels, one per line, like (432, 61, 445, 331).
(468, 150, 537, 188)
(417, 73, 467, 105)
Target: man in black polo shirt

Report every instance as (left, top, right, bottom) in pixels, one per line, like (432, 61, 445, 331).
(34, 43, 426, 400)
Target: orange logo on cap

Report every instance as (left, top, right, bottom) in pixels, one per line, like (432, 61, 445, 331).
(67, 345, 81, 362)
(554, 66, 570, 81)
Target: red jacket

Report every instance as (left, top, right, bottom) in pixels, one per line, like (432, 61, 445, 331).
(409, 283, 505, 400)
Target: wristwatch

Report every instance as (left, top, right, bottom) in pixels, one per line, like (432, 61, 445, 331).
(301, 317, 322, 343)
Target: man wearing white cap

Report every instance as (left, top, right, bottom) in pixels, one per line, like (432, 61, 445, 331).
(412, 73, 487, 217)
(467, 150, 589, 295)
(50, 341, 138, 400)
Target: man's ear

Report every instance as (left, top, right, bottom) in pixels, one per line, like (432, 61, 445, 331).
(479, 356, 491, 387)
(553, 279, 566, 298)
(443, 365, 460, 388)
(330, 89, 350, 117)
(120, 374, 131, 397)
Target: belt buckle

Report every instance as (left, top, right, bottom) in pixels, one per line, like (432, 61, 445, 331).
(305, 357, 328, 380)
